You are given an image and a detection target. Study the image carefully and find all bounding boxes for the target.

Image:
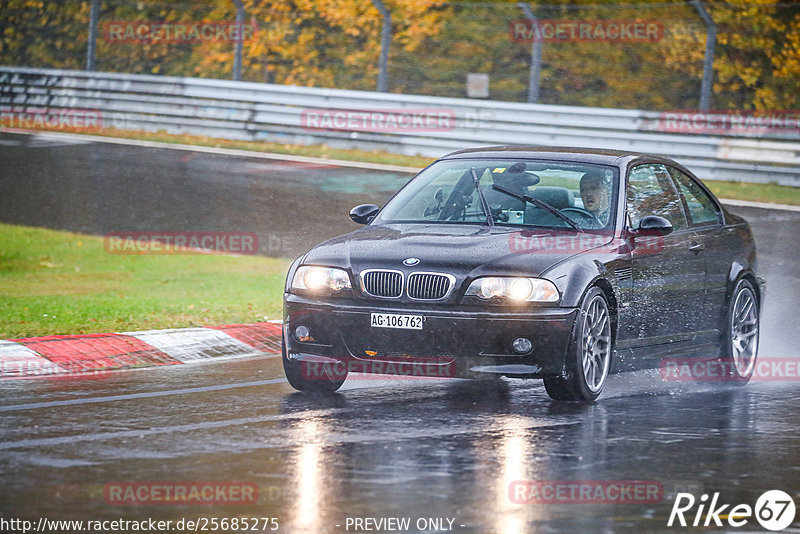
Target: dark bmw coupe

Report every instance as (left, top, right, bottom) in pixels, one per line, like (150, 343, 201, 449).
(282, 147, 763, 401)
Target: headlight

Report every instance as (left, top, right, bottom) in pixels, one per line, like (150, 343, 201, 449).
(291, 266, 352, 295)
(478, 277, 505, 299)
(465, 277, 559, 302)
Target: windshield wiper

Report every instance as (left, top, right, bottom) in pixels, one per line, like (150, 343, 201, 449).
(491, 184, 584, 233)
(470, 167, 494, 227)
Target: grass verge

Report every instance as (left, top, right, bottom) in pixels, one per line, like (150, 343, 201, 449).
(704, 180, 800, 206)
(0, 223, 290, 338)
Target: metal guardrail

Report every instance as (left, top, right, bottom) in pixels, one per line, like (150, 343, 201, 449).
(2, 67, 799, 186)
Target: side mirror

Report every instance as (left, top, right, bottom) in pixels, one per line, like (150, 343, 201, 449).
(633, 215, 673, 236)
(349, 204, 380, 225)
(434, 188, 444, 202)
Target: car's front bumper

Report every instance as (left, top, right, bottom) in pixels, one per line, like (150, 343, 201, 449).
(283, 294, 578, 379)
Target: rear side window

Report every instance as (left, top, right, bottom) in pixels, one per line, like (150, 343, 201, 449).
(668, 167, 721, 227)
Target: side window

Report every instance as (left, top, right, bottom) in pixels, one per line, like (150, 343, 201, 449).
(668, 167, 721, 226)
(627, 164, 687, 231)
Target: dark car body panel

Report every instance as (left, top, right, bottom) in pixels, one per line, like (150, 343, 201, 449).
(283, 146, 761, 381)
(284, 294, 577, 377)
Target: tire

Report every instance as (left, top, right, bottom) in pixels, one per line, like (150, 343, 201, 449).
(282, 337, 347, 393)
(544, 287, 612, 402)
(720, 278, 759, 383)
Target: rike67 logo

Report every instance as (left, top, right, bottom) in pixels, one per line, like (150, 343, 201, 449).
(668, 490, 796, 531)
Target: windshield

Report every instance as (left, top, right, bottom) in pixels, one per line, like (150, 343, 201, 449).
(375, 159, 618, 231)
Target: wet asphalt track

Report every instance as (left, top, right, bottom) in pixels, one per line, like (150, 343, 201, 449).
(1, 132, 799, 533)
(0, 132, 411, 259)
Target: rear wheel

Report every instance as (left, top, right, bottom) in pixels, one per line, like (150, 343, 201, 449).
(721, 278, 759, 383)
(544, 287, 612, 402)
(282, 338, 347, 393)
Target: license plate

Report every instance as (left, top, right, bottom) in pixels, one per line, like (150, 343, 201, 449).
(370, 313, 423, 330)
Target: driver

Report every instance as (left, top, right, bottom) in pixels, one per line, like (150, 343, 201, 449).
(579, 171, 611, 225)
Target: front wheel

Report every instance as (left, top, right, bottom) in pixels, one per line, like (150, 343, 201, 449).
(544, 287, 612, 402)
(721, 278, 759, 383)
(282, 338, 347, 393)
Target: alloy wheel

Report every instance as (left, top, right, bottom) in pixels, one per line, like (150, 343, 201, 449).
(581, 295, 611, 393)
(730, 286, 758, 378)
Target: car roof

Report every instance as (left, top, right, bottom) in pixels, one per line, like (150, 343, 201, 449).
(440, 146, 675, 167)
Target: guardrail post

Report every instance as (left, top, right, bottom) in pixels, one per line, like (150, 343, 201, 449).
(518, 3, 542, 103)
(371, 0, 391, 92)
(86, 0, 100, 71)
(692, 0, 716, 111)
(232, 0, 245, 81)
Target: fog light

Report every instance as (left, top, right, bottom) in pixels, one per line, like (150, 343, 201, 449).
(512, 337, 532, 354)
(294, 325, 313, 342)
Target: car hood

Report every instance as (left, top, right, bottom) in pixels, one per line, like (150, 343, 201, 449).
(302, 224, 613, 278)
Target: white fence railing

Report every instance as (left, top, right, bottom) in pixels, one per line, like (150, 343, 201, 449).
(2, 67, 799, 186)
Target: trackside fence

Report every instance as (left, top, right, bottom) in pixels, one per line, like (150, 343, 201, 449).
(1, 67, 799, 186)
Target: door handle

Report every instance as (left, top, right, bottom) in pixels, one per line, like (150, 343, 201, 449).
(689, 241, 705, 253)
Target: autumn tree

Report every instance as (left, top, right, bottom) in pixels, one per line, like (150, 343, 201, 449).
(1, 0, 798, 111)
(189, 0, 448, 90)
(1, 0, 91, 70)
